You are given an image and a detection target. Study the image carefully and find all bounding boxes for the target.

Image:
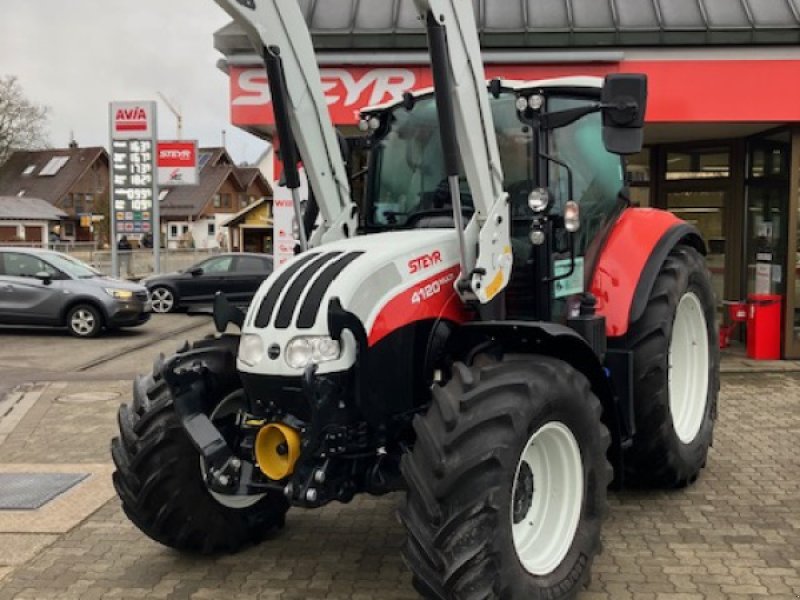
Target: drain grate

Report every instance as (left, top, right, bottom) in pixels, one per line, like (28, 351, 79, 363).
(0, 473, 89, 510)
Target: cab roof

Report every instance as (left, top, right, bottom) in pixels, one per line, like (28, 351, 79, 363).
(361, 76, 603, 115)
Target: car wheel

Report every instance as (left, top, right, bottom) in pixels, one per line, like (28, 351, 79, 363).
(67, 304, 103, 338)
(150, 286, 176, 314)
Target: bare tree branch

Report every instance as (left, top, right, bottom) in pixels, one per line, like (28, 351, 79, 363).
(0, 75, 50, 166)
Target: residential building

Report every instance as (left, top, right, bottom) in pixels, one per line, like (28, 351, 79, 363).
(0, 144, 109, 242)
(214, 0, 800, 358)
(0, 196, 67, 244)
(159, 147, 272, 250)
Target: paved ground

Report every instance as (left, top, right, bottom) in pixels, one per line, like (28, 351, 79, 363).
(0, 318, 798, 599)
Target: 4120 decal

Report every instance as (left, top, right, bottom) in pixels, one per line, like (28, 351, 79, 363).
(411, 272, 456, 305)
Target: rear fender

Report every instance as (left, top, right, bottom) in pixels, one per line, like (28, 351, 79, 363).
(590, 208, 705, 338)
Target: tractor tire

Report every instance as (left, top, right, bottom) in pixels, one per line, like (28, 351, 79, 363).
(400, 356, 612, 600)
(622, 244, 719, 488)
(110, 338, 288, 554)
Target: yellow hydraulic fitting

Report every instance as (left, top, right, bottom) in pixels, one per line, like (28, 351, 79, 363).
(254, 423, 302, 480)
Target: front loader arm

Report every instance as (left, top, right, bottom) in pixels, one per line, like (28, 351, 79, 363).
(412, 0, 512, 304)
(214, 0, 357, 245)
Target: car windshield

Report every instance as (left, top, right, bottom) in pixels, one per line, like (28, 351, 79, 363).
(42, 252, 101, 279)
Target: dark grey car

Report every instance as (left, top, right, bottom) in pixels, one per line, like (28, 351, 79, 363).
(141, 252, 273, 313)
(0, 247, 151, 337)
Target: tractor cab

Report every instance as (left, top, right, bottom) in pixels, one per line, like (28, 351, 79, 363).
(357, 75, 643, 321)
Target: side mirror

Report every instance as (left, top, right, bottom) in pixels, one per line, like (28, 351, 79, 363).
(34, 271, 52, 285)
(601, 74, 647, 155)
(189, 267, 203, 277)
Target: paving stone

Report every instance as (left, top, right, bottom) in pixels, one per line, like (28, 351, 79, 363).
(0, 373, 797, 599)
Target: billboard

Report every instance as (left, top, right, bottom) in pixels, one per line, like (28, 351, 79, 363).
(110, 101, 157, 237)
(157, 141, 199, 186)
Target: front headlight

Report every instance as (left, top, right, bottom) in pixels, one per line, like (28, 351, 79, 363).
(239, 334, 265, 367)
(286, 336, 341, 369)
(105, 288, 134, 300)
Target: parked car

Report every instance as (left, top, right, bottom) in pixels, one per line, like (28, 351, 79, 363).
(0, 247, 150, 337)
(142, 253, 273, 313)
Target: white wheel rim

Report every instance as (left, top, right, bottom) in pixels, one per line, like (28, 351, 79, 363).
(151, 288, 174, 313)
(511, 421, 584, 576)
(71, 309, 95, 335)
(199, 395, 266, 509)
(668, 292, 710, 444)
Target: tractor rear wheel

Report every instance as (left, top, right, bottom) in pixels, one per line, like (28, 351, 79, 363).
(623, 244, 719, 488)
(111, 338, 288, 553)
(400, 356, 611, 600)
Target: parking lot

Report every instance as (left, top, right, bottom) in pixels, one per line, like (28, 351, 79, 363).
(0, 315, 798, 599)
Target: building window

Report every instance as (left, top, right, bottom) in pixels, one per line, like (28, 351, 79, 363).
(213, 194, 221, 208)
(159, 189, 170, 201)
(666, 148, 730, 180)
(63, 194, 73, 208)
(627, 148, 651, 207)
(170, 224, 179, 238)
(39, 156, 69, 177)
(63, 221, 75, 237)
(208, 222, 216, 236)
(222, 194, 232, 208)
(22, 165, 36, 176)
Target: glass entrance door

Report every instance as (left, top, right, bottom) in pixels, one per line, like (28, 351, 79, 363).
(786, 129, 800, 358)
(745, 132, 790, 303)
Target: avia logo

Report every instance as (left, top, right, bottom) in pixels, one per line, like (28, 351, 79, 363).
(115, 107, 149, 132)
(408, 251, 443, 274)
(233, 67, 416, 109)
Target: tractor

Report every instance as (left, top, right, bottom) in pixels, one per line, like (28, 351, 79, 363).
(111, 0, 719, 598)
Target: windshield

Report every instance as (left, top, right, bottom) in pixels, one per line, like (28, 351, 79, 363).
(368, 94, 531, 227)
(366, 91, 624, 242)
(43, 252, 101, 279)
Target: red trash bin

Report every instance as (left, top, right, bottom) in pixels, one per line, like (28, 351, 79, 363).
(746, 293, 782, 360)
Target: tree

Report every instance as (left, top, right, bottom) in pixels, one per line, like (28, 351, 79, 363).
(0, 75, 49, 166)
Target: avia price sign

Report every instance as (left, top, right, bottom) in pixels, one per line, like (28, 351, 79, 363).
(109, 101, 157, 238)
(157, 141, 198, 186)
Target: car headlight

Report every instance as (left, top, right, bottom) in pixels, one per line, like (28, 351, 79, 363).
(105, 288, 134, 300)
(286, 336, 341, 369)
(239, 334, 265, 367)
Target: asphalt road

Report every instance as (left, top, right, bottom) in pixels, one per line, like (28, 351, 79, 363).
(0, 313, 216, 401)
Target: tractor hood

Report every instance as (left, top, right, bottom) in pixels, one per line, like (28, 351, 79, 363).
(239, 229, 463, 377)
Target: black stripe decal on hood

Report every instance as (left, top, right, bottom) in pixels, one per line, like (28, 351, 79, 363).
(274, 252, 344, 329)
(254, 252, 319, 328)
(296, 251, 364, 329)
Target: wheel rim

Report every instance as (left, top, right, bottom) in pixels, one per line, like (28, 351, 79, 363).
(70, 309, 96, 336)
(199, 393, 266, 509)
(511, 421, 584, 576)
(668, 291, 710, 444)
(150, 288, 174, 313)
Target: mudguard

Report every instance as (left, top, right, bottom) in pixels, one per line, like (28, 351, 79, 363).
(590, 208, 705, 338)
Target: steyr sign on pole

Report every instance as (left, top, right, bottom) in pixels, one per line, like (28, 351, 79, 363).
(157, 141, 199, 186)
(109, 101, 159, 278)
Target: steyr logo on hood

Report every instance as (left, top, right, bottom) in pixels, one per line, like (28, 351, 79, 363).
(408, 251, 442, 274)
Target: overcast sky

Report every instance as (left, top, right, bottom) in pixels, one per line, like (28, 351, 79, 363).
(0, 0, 268, 165)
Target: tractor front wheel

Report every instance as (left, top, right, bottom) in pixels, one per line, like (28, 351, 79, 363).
(400, 356, 612, 599)
(111, 340, 288, 553)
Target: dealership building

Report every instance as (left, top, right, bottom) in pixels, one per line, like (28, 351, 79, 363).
(214, 0, 800, 358)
